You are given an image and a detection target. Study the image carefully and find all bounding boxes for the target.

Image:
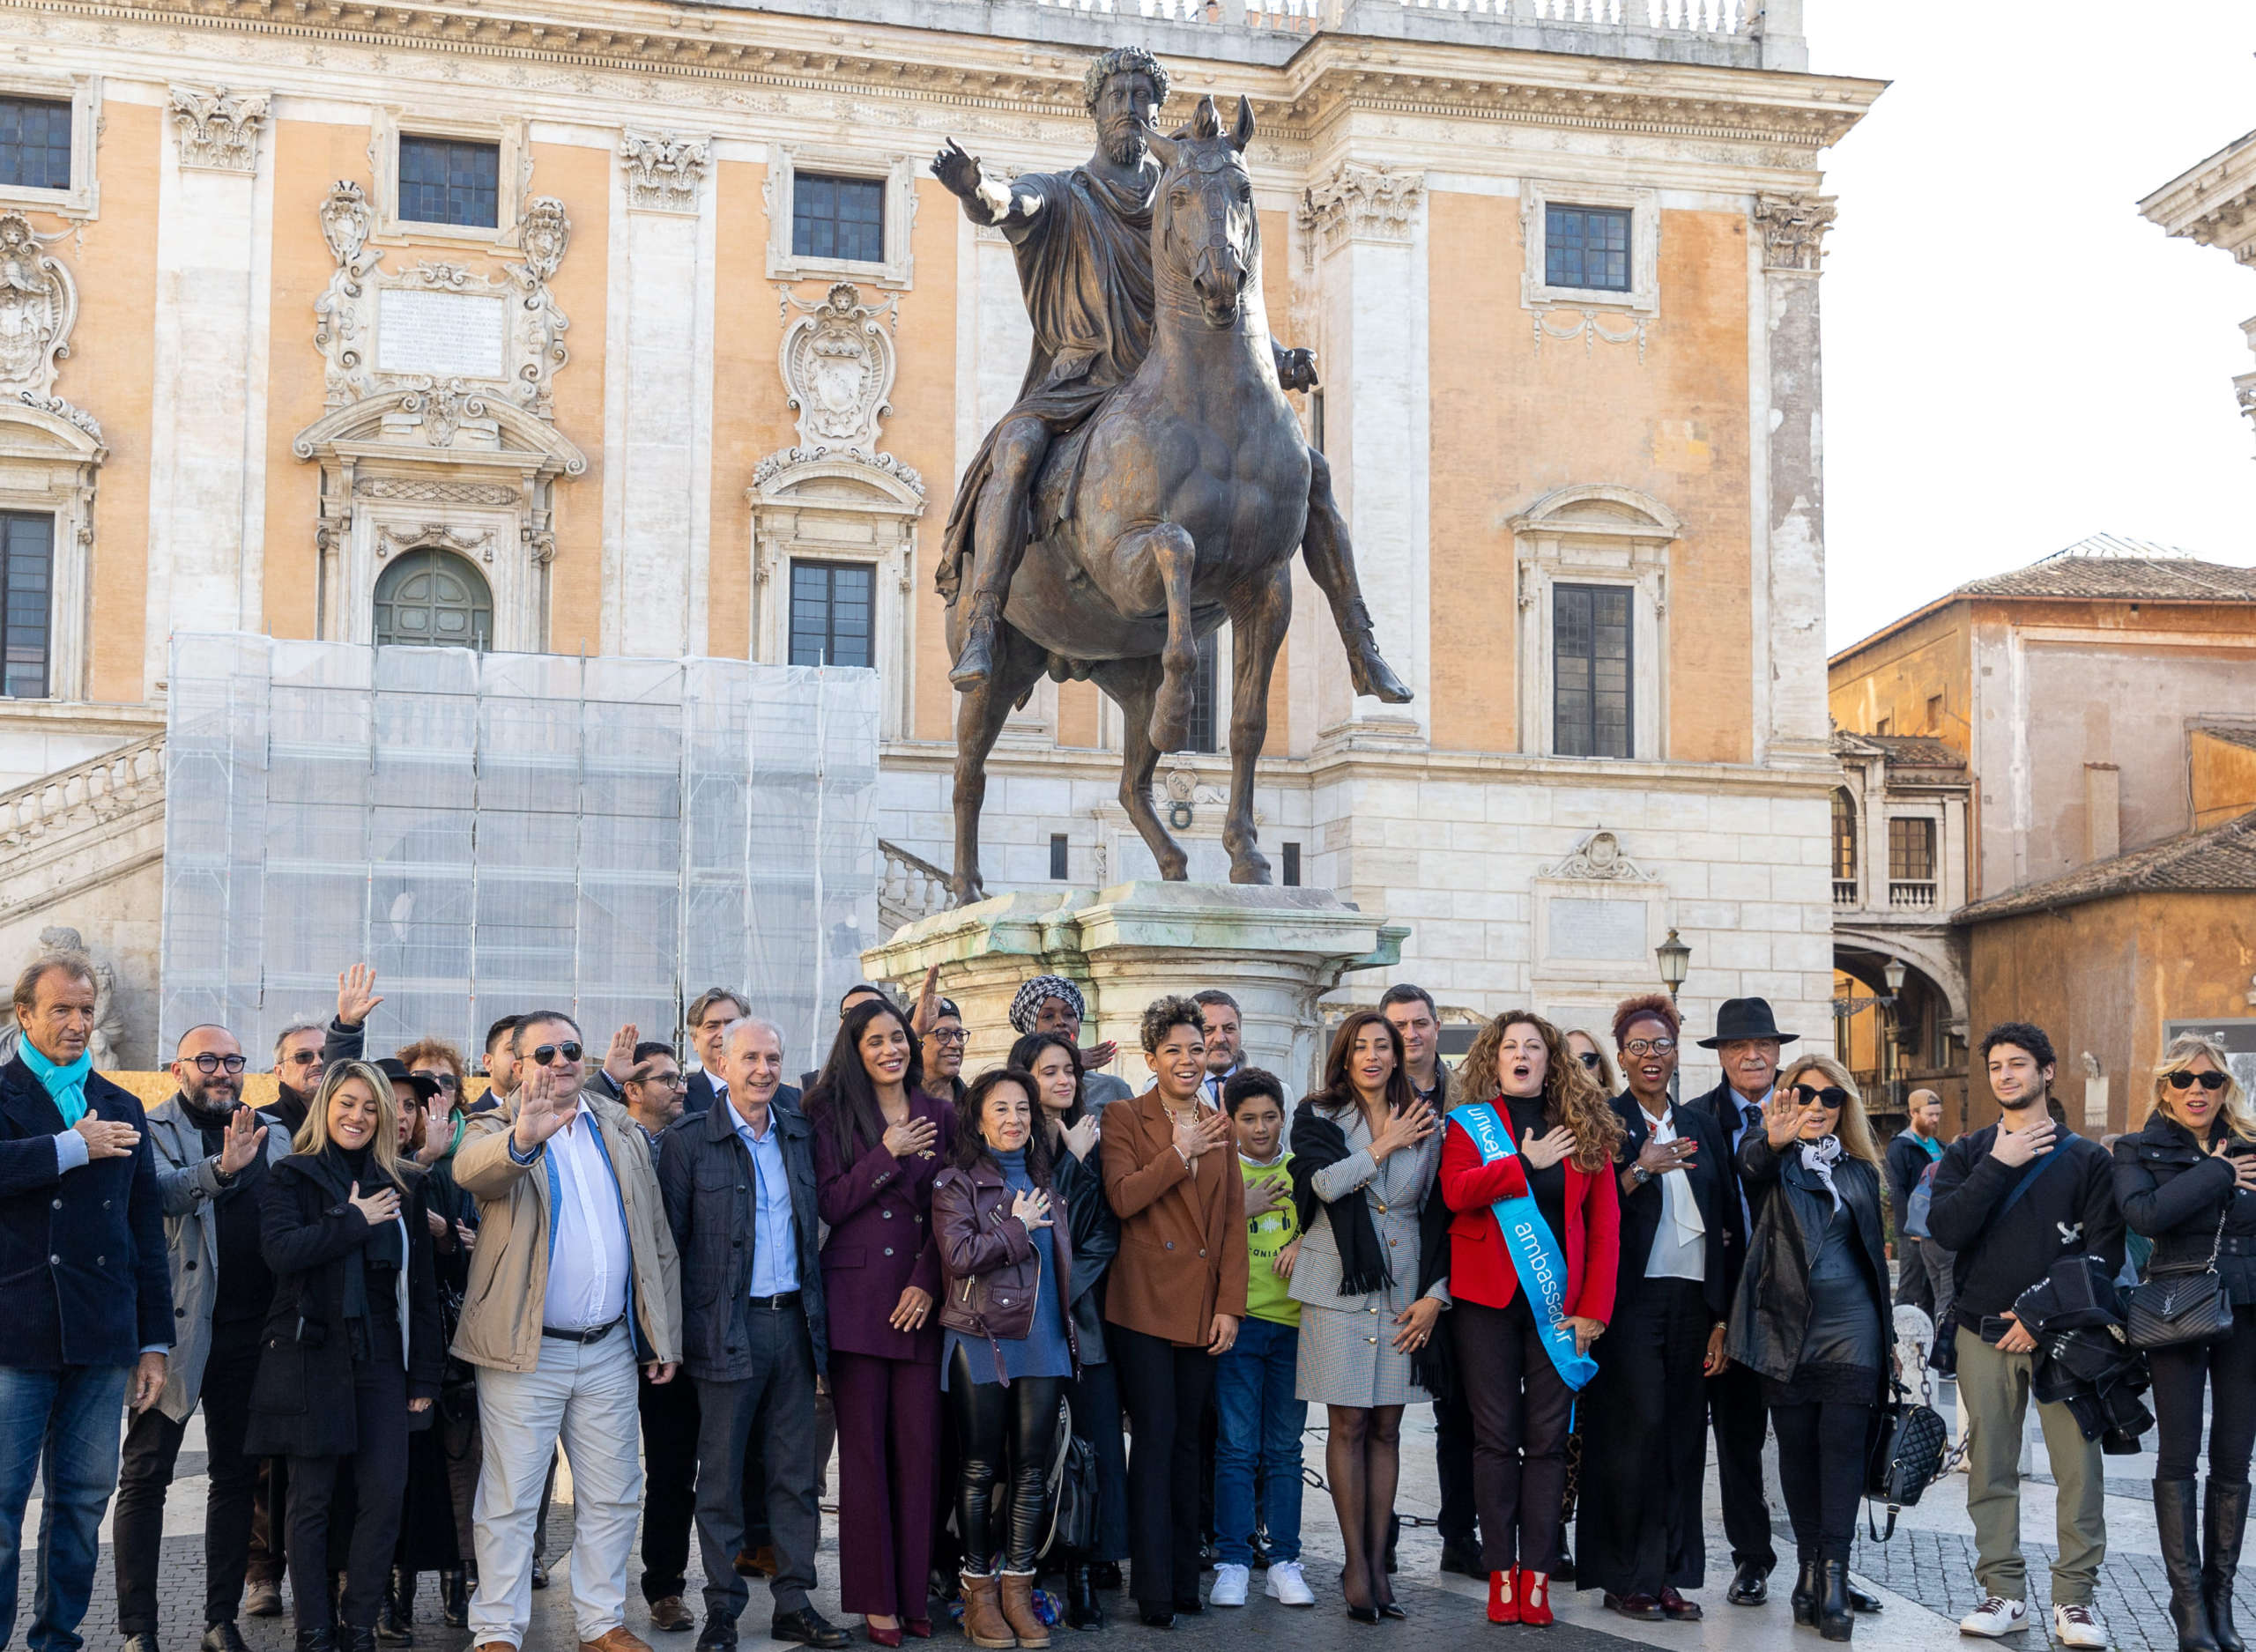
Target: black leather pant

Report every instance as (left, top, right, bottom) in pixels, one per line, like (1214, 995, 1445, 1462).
(946, 1344, 1060, 1575)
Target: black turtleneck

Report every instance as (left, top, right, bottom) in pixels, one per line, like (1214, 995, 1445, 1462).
(185, 1096, 275, 1327)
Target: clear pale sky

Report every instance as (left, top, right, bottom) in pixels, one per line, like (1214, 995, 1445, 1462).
(1806, 2, 2256, 652)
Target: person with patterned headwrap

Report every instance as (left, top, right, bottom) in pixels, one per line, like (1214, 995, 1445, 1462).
(1011, 977, 1133, 1113)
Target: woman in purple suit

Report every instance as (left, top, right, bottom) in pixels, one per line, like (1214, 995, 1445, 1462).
(808, 997, 956, 1646)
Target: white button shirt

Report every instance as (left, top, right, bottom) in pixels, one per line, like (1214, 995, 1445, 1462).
(541, 1101, 631, 1332)
(1640, 1106, 1707, 1283)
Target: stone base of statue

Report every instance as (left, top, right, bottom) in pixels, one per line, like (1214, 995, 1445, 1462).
(860, 881, 1406, 1096)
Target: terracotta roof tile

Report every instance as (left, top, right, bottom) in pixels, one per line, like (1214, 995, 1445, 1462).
(1957, 809, 2256, 922)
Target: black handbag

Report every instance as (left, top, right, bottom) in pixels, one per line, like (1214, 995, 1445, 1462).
(1042, 1397, 1098, 1561)
(2127, 1210, 2233, 1351)
(1865, 1382, 1950, 1541)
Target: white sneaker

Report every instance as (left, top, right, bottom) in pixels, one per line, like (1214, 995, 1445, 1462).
(1958, 1596, 2027, 1638)
(1265, 1561, 1314, 1606)
(2053, 1603, 2108, 1648)
(1212, 1563, 1250, 1607)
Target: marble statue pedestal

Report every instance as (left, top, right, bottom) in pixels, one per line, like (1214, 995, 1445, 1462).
(860, 881, 1406, 1096)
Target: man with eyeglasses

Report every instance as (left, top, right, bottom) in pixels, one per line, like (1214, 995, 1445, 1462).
(115, 1023, 288, 1652)
(453, 1012, 683, 1652)
(919, 1001, 968, 1106)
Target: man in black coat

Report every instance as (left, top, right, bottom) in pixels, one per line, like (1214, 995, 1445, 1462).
(1883, 1090, 1947, 1314)
(0, 948, 172, 1652)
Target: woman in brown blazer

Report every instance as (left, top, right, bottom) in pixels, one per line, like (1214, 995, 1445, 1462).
(1100, 995, 1247, 1627)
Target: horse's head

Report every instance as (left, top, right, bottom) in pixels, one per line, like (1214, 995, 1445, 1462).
(1146, 94, 1258, 331)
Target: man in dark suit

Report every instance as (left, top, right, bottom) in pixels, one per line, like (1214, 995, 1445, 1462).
(1581, 996, 1733, 1621)
(1688, 996, 1790, 1607)
(682, 990, 753, 1118)
(0, 948, 172, 1652)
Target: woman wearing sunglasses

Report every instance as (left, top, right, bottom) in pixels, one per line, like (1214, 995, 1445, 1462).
(1721, 1055, 1887, 1643)
(2113, 1033, 2256, 1652)
(1564, 1030, 1619, 1100)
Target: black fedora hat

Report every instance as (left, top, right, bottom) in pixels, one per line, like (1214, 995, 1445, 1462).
(1696, 997, 1800, 1049)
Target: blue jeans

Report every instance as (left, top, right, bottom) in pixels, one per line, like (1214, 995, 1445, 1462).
(1212, 1316, 1303, 1565)
(0, 1364, 130, 1652)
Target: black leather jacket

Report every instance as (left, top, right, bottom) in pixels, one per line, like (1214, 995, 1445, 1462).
(1721, 1129, 1889, 1392)
(2112, 1110, 2256, 1304)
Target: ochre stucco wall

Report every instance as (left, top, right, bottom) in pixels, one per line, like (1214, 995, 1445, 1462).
(2193, 731, 2256, 830)
(1964, 890, 2256, 1136)
(529, 139, 608, 657)
(1827, 599, 1972, 749)
(707, 157, 786, 662)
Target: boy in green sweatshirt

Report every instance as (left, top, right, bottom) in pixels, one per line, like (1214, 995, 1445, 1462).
(1211, 1070, 1313, 1608)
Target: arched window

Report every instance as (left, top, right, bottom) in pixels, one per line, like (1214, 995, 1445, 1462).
(1832, 787, 1859, 898)
(374, 549, 493, 651)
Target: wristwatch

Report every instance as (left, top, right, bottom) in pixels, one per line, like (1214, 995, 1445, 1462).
(1629, 1165, 1652, 1187)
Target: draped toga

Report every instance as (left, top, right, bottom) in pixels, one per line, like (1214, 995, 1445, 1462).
(935, 163, 1156, 603)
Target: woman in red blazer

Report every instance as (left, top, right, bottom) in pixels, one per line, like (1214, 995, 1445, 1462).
(1441, 1011, 1622, 1629)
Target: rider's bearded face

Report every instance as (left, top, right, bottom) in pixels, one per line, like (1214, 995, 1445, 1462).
(1095, 72, 1159, 167)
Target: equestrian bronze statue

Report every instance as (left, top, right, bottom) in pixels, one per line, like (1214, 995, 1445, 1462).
(933, 46, 1410, 905)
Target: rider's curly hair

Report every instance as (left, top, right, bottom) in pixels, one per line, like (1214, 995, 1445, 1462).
(1083, 46, 1169, 113)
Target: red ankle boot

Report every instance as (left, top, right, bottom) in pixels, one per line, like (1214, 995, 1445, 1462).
(1488, 1570, 1519, 1625)
(1518, 1569, 1554, 1627)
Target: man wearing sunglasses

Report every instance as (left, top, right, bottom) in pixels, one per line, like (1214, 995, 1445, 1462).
(1927, 1022, 2124, 1649)
(452, 1011, 684, 1652)
(115, 1022, 288, 1652)
(260, 963, 384, 1139)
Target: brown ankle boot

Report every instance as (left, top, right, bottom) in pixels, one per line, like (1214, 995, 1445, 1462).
(998, 1574, 1048, 1649)
(960, 1573, 1015, 1650)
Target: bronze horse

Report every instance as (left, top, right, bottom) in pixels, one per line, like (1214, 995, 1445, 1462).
(946, 94, 1359, 904)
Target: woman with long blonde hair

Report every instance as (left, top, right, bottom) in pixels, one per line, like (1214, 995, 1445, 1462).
(2113, 1033, 2256, 1652)
(1722, 1054, 1888, 1642)
(1441, 1011, 1622, 1627)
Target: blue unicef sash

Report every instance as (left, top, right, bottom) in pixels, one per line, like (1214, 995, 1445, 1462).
(1450, 1102, 1599, 1393)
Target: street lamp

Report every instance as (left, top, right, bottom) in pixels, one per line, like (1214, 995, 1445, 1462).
(1881, 957, 1909, 1113)
(1657, 929, 1690, 1001)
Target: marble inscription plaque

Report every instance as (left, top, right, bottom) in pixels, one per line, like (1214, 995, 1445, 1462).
(376, 289, 508, 379)
(1547, 897, 1646, 962)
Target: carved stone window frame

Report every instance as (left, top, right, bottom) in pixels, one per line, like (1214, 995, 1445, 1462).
(1520, 179, 1660, 318)
(0, 399, 106, 701)
(747, 449, 926, 740)
(764, 146, 916, 291)
(0, 72, 100, 219)
(1509, 484, 1679, 762)
(368, 107, 529, 247)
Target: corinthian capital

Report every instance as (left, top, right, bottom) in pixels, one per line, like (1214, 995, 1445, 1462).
(620, 130, 712, 214)
(1298, 162, 1425, 254)
(170, 85, 271, 174)
(1752, 191, 1837, 274)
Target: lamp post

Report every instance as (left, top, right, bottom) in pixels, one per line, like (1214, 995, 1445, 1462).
(1657, 928, 1691, 1102)
(1882, 957, 1908, 1113)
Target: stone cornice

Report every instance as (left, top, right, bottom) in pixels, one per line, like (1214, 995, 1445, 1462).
(2141, 129, 2256, 263)
(0, 0, 1881, 156)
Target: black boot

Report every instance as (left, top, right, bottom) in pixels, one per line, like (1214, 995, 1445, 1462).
(1791, 1562, 1821, 1628)
(438, 1571, 468, 1630)
(2162, 1479, 2225, 1652)
(377, 1570, 414, 1644)
(346, 1627, 381, 1652)
(1817, 1561, 1853, 1643)
(1065, 1562, 1104, 1632)
(293, 1629, 337, 1652)
(2208, 1479, 2249, 1652)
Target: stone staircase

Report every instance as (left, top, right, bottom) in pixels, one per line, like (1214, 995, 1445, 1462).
(879, 838, 953, 936)
(0, 731, 169, 928)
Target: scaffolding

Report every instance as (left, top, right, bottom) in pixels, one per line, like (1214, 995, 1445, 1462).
(160, 633, 879, 1071)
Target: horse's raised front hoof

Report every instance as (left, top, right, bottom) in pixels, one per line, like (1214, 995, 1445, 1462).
(1351, 644, 1414, 705)
(1147, 687, 1192, 755)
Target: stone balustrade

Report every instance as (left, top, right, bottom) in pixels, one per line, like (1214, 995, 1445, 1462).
(879, 838, 954, 936)
(0, 734, 168, 858)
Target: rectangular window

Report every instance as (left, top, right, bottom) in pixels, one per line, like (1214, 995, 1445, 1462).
(1049, 833, 1069, 882)
(0, 98, 71, 191)
(787, 560, 873, 669)
(398, 136, 501, 229)
(1544, 204, 1631, 293)
(1888, 817, 1936, 882)
(791, 174, 885, 264)
(1926, 693, 1944, 730)
(1310, 389, 1325, 454)
(1553, 583, 1631, 758)
(1, 511, 55, 699)
(1281, 842, 1302, 887)
(1184, 630, 1221, 754)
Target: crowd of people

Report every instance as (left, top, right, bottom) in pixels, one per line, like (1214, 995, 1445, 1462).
(1, 945, 2251, 1652)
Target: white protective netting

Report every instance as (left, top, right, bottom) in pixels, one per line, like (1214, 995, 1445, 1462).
(160, 634, 879, 1071)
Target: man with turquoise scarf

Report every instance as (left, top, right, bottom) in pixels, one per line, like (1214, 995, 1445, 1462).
(0, 948, 172, 1652)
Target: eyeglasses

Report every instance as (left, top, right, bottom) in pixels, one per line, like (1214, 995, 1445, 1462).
(2169, 1070, 2230, 1093)
(927, 1028, 969, 1046)
(186, 1054, 248, 1076)
(632, 1071, 687, 1091)
(530, 1042, 583, 1067)
(1622, 1038, 1677, 1056)
(412, 1069, 459, 1093)
(286, 1050, 323, 1068)
(1576, 1052, 1601, 1070)
(1792, 1083, 1851, 1109)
